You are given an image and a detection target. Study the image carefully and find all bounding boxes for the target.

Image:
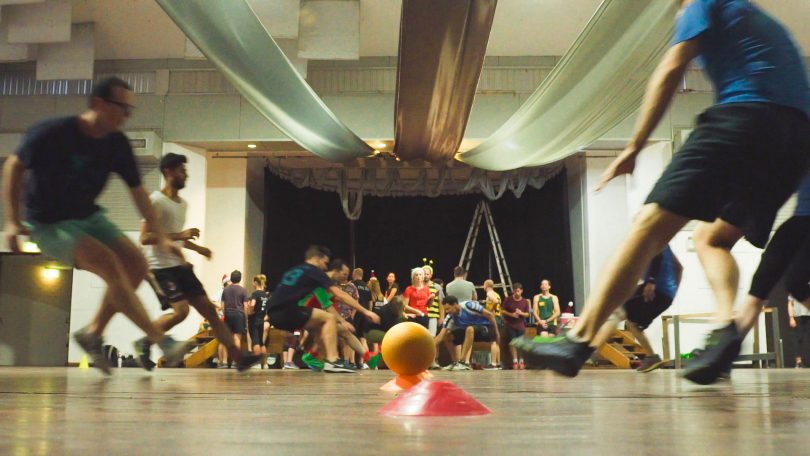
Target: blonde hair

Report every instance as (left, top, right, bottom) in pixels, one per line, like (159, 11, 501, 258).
(483, 279, 495, 289)
(253, 274, 267, 289)
(368, 277, 384, 301)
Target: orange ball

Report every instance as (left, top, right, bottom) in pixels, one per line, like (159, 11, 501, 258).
(381, 322, 436, 376)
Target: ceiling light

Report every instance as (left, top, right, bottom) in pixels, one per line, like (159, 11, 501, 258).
(22, 241, 41, 253)
(247, 144, 257, 149)
(42, 267, 60, 281)
(375, 142, 386, 148)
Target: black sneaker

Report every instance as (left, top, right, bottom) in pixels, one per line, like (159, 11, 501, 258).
(682, 323, 742, 385)
(323, 360, 357, 373)
(511, 335, 594, 377)
(133, 337, 156, 371)
(73, 327, 111, 375)
(236, 354, 262, 372)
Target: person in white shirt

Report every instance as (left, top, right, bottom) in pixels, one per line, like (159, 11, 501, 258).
(134, 153, 259, 371)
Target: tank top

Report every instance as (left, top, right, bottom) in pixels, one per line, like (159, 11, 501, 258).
(536, 295, 556, 322)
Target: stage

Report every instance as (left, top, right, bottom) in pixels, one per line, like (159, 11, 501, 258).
(0, 368, 807, 455)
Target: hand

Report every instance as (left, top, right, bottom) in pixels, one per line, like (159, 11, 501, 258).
(594, 145, 639, 192)
(179, 228, 200, 241)
(365, 311, 381, 325)
(790, 318, 797, 329)
(643, 283, 656, 303)
(540, 320, 548, 329)
(4, 222, 31, 253)
(197, 246, 213, 259)
(158, 236, 185, 261)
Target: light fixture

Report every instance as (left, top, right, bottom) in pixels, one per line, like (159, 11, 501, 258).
(22, 241, 41, 253)
(375, 142, 386, 149)
(247, 144, 257, 149)
(41, 267, 60, 281)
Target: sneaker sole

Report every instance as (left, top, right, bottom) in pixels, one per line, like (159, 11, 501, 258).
(323, 367, 356, 373)
(637, 359, 667, 373)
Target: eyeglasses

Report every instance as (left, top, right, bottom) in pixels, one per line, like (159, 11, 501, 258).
(103, 98, 135, 115)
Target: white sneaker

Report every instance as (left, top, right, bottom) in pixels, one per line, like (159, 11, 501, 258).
(441, 362, 457, 371)
(454, 362, 473, 371)
(361, 363, 370, 370)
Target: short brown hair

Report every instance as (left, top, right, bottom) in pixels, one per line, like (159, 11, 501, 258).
(453, 266, 466, 277)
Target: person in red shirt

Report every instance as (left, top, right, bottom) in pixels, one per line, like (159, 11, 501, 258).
(403, 267, 431, 329)
(501, 283, 531, 369)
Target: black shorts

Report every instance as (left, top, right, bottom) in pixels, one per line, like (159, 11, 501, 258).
(151, 265, 207, 310)
(449, 325, 494, 345)
(248, 318, 266, 347)
(536, 324, 558, 335)
(645, 103, 810, 248)
(267, 305, 313, 332)
(224, 310, 246, 335)
(505, 327, 525, 341)
(623, 284, 673, 330)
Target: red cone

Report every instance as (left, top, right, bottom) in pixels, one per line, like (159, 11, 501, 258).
(378, 381, 492, 417)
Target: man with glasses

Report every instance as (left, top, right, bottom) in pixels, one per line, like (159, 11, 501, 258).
(3, 76, 191, 374)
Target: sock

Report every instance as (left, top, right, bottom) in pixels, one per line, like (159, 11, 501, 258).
(513, 358, 518, 363)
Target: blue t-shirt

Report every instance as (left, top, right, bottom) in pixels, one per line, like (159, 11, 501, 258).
(673, 0, 810, 117)
(444, 300, 489, 330)
(793, 174, 810, 217)
(644, 246, 679, 300)
(16, 116, 141, 224)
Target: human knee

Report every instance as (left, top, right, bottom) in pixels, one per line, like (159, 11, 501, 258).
(172, 302, 190, 320)
(693, 222, 740, 251)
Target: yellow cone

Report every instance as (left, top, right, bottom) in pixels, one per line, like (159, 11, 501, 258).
(78, 355, 90, 369)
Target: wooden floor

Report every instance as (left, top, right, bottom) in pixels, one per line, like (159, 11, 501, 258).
(1, 367, 809, 456)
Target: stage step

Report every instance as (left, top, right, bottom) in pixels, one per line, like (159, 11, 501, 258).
(594, 330, 650, 369)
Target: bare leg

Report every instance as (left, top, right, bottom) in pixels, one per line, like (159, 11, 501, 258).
(626, 321, 656, 355)
(73, 237, 163, 342)
(154, 301, 190, 332)
(194, 308, 236, 351)
(461, 326, 475, 363)
(572, 204, 687, 344)
(305, 309, 340, 362)
(693, 219, 744, 324)
(85, 237, 150, 336)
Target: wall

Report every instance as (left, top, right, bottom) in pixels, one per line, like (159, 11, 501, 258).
(0, 254, 73, 366)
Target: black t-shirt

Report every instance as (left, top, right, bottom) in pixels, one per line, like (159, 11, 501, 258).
(269, 263, 334, 310)
(374, 303, 401, 332)
(249, 290, 270, 323)
(352, 279, 371, 308)
(385, 282, 400, 297)
(16, 116, 141, 223)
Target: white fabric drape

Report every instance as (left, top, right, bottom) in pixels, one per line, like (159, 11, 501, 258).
(156, 0, 373, 161)
(457, 0, 678, 170)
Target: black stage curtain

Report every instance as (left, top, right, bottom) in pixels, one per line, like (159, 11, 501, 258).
(262, 169, 574, 303)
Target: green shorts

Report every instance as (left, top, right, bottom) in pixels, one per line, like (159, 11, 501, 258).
(27, 209, 125, 266)
(298, 287, 335, 310)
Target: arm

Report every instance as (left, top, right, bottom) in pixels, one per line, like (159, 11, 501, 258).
(330, 285, 380, 324)
(482, 309, 500, 339)
(140, 227, 200, 245)
(532, 295, 541, 322)
(404, 304, 424, 317)
(2, 156, 30, 252)
(596, 38, 701, 191)
(434, 327, 448, 345)
(789, 297, 797, 328)
(184, 240, 212, 259)
(130, 186, 183, 257)
(549, 296, 561, 323)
